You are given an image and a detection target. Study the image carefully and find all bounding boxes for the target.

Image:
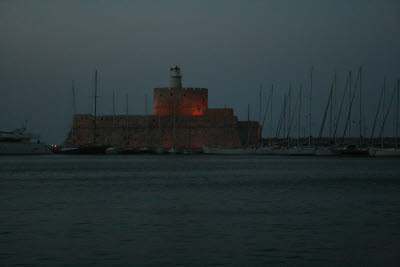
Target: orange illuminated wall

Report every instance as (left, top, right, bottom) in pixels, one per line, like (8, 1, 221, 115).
(153, 87, 208, 116)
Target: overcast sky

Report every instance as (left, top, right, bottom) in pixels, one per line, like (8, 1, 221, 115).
(1, 0, 399, 143)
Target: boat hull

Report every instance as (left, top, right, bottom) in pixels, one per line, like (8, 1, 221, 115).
(255, 147, 274, 155)
(0, 142, 50, 155)
(59, 147, 80, 154)
(339, 149, 368, 156)
(202, 145, 256, 155)
(369, 148, 400, 157)
(286, 148, 316, 156)
(315, 147, 341, 156)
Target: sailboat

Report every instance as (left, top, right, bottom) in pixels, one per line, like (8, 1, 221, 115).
(119, 93, 138, 154)
(317, 72, 352, 156)
(370, 147, 400, 157)
(268, 92, 288, 155)
(286, 83, 315, 156)
(183, 122, 193, 154)
(314, 74, 341, 156)
(56, 80, 80, 154)
(152, 100, 166, 154)
(105, 89, 122, 154)
(284, 68, 316, 155)
(256, 84, 275, 155)
(139, 94, 151, 153)
(338, 67, 368, 156)
(168, 95, 179, 154)
(79, 70, 107, 154)
(369, 80, 400, 157)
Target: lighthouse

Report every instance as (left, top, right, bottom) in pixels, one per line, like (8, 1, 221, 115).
(170, 66, 182, 89)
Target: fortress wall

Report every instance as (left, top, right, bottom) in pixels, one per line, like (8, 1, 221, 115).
(153, 88, 208, 116)
(67, 114, 260, 149)
(203, 108, 234, 117)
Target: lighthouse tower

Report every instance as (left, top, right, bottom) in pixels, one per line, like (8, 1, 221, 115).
(170, 66, 182, 89)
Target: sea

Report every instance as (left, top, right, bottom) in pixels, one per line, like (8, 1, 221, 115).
(1, 154, 399, 266)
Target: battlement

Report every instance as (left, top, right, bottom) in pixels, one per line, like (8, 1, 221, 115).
(154, 87, 208, 93)
(203, 108, 234, 117)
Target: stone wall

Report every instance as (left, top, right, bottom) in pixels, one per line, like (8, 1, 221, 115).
(66, 113, 260, 149)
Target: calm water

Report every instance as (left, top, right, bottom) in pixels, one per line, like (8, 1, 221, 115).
(1, 155, 400, 266)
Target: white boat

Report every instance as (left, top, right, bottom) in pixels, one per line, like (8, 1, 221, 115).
(369, 147, 400, 157)
(0, 123, 50, 155)
(368, 81, 400, 157)
(183, 149, 193, 155)
(168, 147, 178, 154)
(105, 147, 120, 154)
(271, 147, 288, 155)
(286, 147, 316, 156)
(255, 146, 274, 155)
(315, 147, 341, 156)
(202, 145, 256, 155)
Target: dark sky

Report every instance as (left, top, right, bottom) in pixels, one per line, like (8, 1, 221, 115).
(1, 0, 399, 143)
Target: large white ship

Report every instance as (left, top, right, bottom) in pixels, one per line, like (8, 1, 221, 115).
(0, 122, 50, 155)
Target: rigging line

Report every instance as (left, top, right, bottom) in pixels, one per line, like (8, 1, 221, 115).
(275, 94, 287, 139)
(286, 90, 300, 140)
(342, 69, 361, 142)
(368, 85, 384, 145)
(333, 72, 350, 139)
(260, 84, 273, 140)
(318, 78, 335, 141)
(377, 86, 397, 140)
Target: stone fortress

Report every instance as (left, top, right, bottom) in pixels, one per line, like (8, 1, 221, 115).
(66, 67, 260, 149)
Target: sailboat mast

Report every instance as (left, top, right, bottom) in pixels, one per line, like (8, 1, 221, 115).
(259, 83, 262, 125)
(396, 80, 399, 149)
(298, 84, 302, 147)
(158, 98, 161, 146)
(248, 103, 250, 122)
(145, 93, 148, 147)
(112, 89, 115, 145)
(247, 103, 250, 146)
(359, 67, 363, 146)
(334, 71, 337, 145)
(173, 97, 176, 147)
(288, 81, 291, 146)
(93, 70, 97, 144)
(270, 84, 273, 144)
(382, 77, 385, 148)
(283, 95, 286, 140)
(348, 71, 352, 139)
(72, 80, 76, 144)
(72, 80, 76, 116)
(126, 93, 129, 145)
(329, 75, 332, 143)
(309, 67, 313, 148)
(188, 121, 191, 149)
(112, 89, 115, 116)
(259, 84, 262, 144)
